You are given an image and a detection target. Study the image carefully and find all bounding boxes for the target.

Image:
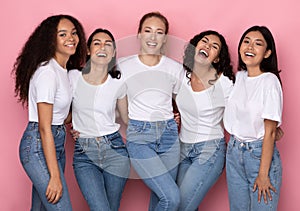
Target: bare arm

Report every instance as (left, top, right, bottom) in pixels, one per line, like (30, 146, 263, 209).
(253, 119, 277, 204)
(117, 96, 129, 125)
(37, 102, 63, 204)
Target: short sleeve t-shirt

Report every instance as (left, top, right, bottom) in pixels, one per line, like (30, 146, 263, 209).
(69, 69, 126, 137)
(176, 73, 233, 143)
(118, 55, 184, 121)
(224, 71, 283, 142)
(28, 58, 72, 125)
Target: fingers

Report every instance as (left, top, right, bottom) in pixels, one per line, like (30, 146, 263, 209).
(46, 184, 63, 204)
(255, 186, 276, 204)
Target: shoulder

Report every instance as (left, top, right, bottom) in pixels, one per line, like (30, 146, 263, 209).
(68, 69, 81, 79)
(118, 55, 138, 66)
(220, 73, 234, 88)
(262, 72, 282, 90)
(163, 56, 182, 68)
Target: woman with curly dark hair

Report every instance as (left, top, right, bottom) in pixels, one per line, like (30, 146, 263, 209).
(175, 30, 234, 210)
(13, 14, 86, 210)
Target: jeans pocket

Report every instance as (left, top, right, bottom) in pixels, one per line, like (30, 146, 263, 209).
(166, 120, 178, 135)
(127, 122, 150, 134)
(19, 135, 32, 165)
(250, 147, 262, 160)
(74, 139, 88, 155)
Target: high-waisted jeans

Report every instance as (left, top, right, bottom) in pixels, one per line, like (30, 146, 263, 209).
(19, 122, 72, 211)
(226, 135, 282, 211)
(73, 131, 130, 211)
(126, 119, 180, 211)
(177, 138, 226, 211)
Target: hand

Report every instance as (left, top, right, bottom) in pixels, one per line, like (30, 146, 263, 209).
(275, 127, 284, 141)
(253, 175, 276, 204)
(69, 128, 80, 141)
(46, 176, 63, 204)
(174, 112, 181, 126)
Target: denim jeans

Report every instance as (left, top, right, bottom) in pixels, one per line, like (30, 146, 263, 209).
(177, 138, 226, 211)
(19, 122, 72, 211)
(73, 131, 130, 211)
(126, 119, 180, 211)
(226, 135, 282, 211)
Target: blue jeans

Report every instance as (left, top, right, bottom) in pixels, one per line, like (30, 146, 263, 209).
(177, 138, 226, 211)
(73, 131, 130, 211)
(19, 122, 72, 211)
(226, 135, 282, 211)
(126, 119, 180, 211)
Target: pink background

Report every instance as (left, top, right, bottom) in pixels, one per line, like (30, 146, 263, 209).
(1, 0, 299, 210)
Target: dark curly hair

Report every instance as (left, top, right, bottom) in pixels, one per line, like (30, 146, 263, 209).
(13, 14, 87, 106)
(183, 30, 235, 83)
(84, 28, 121, 79)
(238, 25, 281, 84)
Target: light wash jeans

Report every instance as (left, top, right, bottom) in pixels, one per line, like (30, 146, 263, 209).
(126, 119, 180, 211)
(177, 138, 226, 211)
(226, 135, 282, 211)
(73, 131, 130, 211)
(19, 122, 72, 211)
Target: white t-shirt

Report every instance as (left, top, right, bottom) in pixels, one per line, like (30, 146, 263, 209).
(176, 73, 233, 143)
(118, 55, 184, 121)
(69, 69, 126, 137)
(28, 58, 72, 125)
(224, 71, 283, 142)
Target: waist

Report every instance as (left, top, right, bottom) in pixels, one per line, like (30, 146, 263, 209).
(78, 131, 120, 142)
(230, 135, 263, 149)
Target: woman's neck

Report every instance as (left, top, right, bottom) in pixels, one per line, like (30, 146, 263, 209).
(246, 66, 263, 77)
(83, 65, 108, 85)
(138, 54, 162, 66)
(190, 65, 218, 91)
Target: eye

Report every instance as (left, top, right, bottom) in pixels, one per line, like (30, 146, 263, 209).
(144, 29, 151, 33)
(58, 33, 67, 37)
(243, 39, 250, 44)
(213, 45, 219, 50)
(157, 30, 165, 35)
(201, 39, 207, 43)
(105, 42, 113, 47)
(72, 31, 78, 36)
(255, 42, 263, 46)
(93, 41, 100, 46)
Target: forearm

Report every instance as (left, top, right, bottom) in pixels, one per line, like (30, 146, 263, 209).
(39, 127, 61, 178)
(259, 120, 277, 177)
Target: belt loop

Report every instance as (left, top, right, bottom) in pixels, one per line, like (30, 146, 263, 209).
(143, 121, 147, 130)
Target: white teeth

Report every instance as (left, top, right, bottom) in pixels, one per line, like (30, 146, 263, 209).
(66, 44, 74, 47)
(199, 50, 208, 57)
(245, 52, 255, 57)
(96, 53, 107, 57)
(147, 42, 157, 46)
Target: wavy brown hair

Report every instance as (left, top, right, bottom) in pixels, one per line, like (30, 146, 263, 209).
(12, 14, 87, 106)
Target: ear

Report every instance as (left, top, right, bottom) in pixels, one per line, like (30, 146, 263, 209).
(137, 33, 141, 39)
(264, 49, 272, 58)
(213, 57, 220, 63)
(163, 34, 167, 44)
(87, 49, 91, 56)
(112, 49, 116, 57)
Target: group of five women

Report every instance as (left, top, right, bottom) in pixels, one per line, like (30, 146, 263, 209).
(13, 11, 283, 211)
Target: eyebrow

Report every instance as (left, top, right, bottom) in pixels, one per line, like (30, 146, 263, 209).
(144, 26, 164, 31)
(203, 36, 221, 48)
(245, 36, 264, 42)
(92, 39, 113, 43)
(57, 28, 76, 33)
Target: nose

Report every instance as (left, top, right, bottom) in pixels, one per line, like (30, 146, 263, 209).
(68, 33, 75, 41)
(150, 32, 156, 40)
